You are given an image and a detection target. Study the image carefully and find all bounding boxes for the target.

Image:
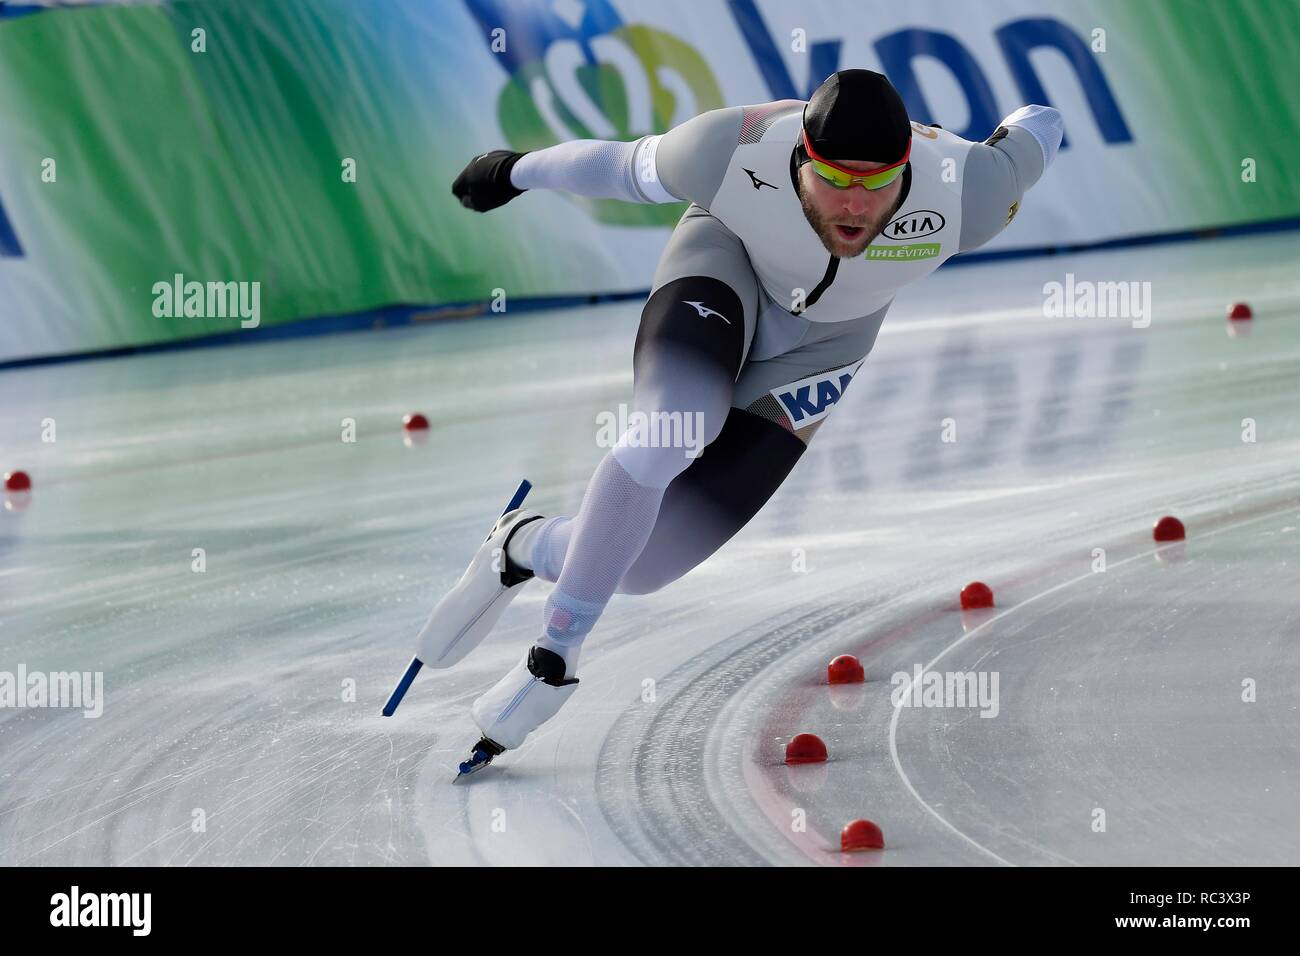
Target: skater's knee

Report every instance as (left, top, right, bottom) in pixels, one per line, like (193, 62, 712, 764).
(612, 435, 706, 489)
(636, 276, 747, 382)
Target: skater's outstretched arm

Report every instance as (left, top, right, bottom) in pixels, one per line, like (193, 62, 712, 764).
(451, 105, 750, 212)
(958, 104, 1065, 253)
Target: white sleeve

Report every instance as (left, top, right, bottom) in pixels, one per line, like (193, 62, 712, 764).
(507, 135, 677, 204)
(997, 105, 1064, 170)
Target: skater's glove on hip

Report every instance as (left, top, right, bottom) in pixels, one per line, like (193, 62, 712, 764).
(452, 150, 528, 212)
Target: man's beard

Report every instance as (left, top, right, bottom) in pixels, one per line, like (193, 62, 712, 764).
(798, 182, 904, 259)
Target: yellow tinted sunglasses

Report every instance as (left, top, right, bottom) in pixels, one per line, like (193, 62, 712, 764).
(801, 128, 910, 190)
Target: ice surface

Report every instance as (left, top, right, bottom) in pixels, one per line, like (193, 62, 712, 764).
(1, 231, 1297, 865)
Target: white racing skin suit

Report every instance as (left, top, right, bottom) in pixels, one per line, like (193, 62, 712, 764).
(448, 99, 1063, 753)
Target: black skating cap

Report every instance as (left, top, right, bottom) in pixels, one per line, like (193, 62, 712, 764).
(802, 69, 911, 164)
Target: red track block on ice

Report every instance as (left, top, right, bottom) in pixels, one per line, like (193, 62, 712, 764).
(1227, 302, 1253, 321)
(841, 819, 885, 851)
(827, 654, 865, 684)
(784, 733, 828, 765)
(4, 471, 31, 492)
(403, 413, 430, 431)
(960, 581, 994, 609)
(1153, 515, 1185, 542)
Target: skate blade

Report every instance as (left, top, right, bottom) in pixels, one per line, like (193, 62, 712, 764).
(453, 749, 496, 781)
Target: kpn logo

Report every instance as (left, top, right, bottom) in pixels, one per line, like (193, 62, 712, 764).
(466, 0, 723, 226)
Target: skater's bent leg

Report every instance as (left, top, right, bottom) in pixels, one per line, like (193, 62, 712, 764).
(529, 407, 806, 599)
(512, 208, 758, 586)
(533, 274, 749, 674)
(616, 406, 806, 594)
(618, 316, 884, 594)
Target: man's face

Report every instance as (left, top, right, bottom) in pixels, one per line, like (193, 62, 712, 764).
(797, 157, 906, 258)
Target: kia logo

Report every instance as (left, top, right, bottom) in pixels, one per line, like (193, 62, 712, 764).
(883, 209, 945, 240)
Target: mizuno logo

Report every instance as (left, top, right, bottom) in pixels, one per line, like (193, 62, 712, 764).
(683, 300, 730, 323)
(743, 168, 777, 190)
(771, 359, 865, 428)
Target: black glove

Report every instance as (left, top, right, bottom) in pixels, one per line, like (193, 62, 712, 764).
(451, 150, 528, 212)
